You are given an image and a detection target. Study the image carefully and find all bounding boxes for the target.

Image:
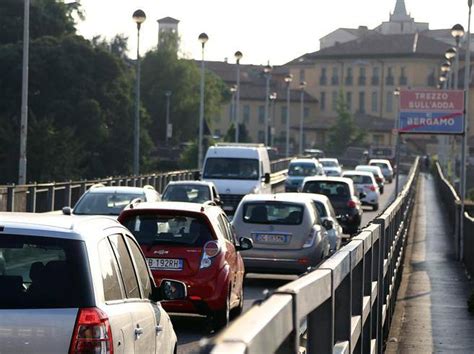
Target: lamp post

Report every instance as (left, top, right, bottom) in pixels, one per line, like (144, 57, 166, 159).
(234, 51, 243, 142)
(18, 0, 30, 185)
(269, 92, 277, 147)
(198, 32, 208, 170)
(284, 74, 293, 157)
(441, 61, 451, 90)
(445, 48, 457, 89)
(229, 84, 237, 129)
(451, 24, 465, 89)
(263, 63, 272, 146)
(394, 88, 401, 195)
(165, 90, 172, 145)
(299, 81, 307, 155)
(132, 9, 146, 175)
(460, 0, 472, 262)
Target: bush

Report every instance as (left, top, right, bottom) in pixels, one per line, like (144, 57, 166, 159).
(468, 188, 474, 202)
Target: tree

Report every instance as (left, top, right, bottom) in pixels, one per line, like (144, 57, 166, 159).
(223, 123, 251, 143)
(327, 91, 366, 155)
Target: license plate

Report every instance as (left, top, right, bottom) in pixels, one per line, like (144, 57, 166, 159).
(147, 258, 183, 270)
(254, 233, 289, 244)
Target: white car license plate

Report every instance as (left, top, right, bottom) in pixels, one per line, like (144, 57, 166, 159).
(147, 258, 183, 270)
(254, 233, 289, 244)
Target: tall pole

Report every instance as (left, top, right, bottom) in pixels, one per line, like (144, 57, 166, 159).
(460, 0, 472, 262)
(234, 51, 242, 143)
(165, 91, 171, 145)
(264, 68, 271, 146)
(299, 81, 306, 155)
(270, 93, 277, 147)
(285, 75, 293, 157)
(394, 89, 400, 195)
(198, 33, 208, 170)
(18, 0, 30, 185)
(132, 10, 146, 175)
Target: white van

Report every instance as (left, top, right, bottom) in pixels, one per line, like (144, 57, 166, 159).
(201, 143, 271, 213)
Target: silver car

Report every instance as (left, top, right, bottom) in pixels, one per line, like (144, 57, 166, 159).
(232, 193, 330, 274)
(342, 170, 381, 211)
(0, 213, 184, 354)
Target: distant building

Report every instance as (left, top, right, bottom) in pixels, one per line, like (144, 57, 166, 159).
(157, 17, 179, 52)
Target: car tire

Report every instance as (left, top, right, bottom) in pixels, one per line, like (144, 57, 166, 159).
(230, 285, 244, 319)
(213, 292, 230, 331)
(380, 187, 384, 194)
(372, 204, 379, 211)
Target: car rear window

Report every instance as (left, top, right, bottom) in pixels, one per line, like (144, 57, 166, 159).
(243, 202, 304, 225)
(123, 214, 214, 247)
(288, 163, 317, 176)
(74, 192, 144, 215)
(162, 185, 210, 203)
(303, 181, 351, 199)
(0, 235, 92, 309)
(370, 162, 388, 170)
(344, 175, 373, 184)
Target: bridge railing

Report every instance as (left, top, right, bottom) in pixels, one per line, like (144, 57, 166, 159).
(0, 158, 292, 213)
(433, 161, 474, 276)
(201, 158, 420, 354)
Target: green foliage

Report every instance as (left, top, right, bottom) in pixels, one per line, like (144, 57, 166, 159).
(179, 141, 198, 170)
(327, 91, 366, 155)
(468, 188, 474, 201)
(223, 124, 251, 143)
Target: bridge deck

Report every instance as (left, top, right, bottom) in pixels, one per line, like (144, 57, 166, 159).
(386, 173, 474, 352)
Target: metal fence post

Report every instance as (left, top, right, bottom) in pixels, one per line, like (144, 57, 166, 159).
(7, 185, 15, 211)
(27, 184, 37, 212)
(47, 184, 55, 212)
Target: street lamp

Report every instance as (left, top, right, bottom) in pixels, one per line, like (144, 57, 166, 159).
(132, 9, 146, 175)
(284, 74, 293, 157)
(269, 92, 277, 147)
(451, 24, 465, 89)
(229, 84, 237, 128)
(198, 32, 208, 170)
(18, 0, 30, 184)
(234, 51, 243, 142)
(165, 91, 172, 145)
(263, 62, 272, 146)
(440, 62, 451, 89)
(299, 81, 307, 155)
(445, 48, 457, 89)
(393, 88, 401, 195)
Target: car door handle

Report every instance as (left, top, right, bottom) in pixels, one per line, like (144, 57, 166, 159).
(135, 327, 144, 339)
(155, 325, 163, 334)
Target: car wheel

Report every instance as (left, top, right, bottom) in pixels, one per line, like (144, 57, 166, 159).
(372, 204, 379, 211)
(380, 187, 384, 194)
(230, 285, 244, 319)
(213, 292, 230, 331)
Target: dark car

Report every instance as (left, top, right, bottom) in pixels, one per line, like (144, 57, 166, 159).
(301, 176, 363, 235)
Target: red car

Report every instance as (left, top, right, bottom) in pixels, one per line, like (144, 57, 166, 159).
(118, 201, 253, 330)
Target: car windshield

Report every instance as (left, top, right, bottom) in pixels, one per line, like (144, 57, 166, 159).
(313, 201, 327, 217)
(203, 158, 259, 180)
(243, 202, 304, 225)
(0, 235, 91, 309)
(123, 214, 214, 246)
(74, 192, 144, 215)
(288, 163, 317, 176)
(344, 175, 373, 185)
(370, 162, 389, 170)
(162, 185, 210, 203)
(321, 160, 338, 167)
(302, 181, 351, 199)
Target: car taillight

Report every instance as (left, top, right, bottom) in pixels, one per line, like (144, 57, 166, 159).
(347, 200, 356, 208)
(69, 307, 113, 354)
(369, 185, 376, 192)
(303, 230, 317, 248)
(200, 241, 221, 269)
(376, 177, 382, 183)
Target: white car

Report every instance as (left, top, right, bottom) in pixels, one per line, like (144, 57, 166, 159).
(369, 159, 394, 183)
(319, 158, 343, 177)
(342, 170, 381, 211)
(301, 193, 344, 253)
(355, 165, 385, 194)
(0, 213, 184, 354)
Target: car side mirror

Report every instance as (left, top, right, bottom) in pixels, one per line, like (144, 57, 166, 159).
(215, 198, 224, 207)
(62, 206, 72, 215)
(322, 219, 333, 230)
(359, 192, 366, 199)
(152, 279, 187, 302)
(236, 237, 253, 251)
(193, 171, 201, 180)
(263, 173, 271, 184)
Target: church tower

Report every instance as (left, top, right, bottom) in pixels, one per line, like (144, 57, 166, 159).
(157, 17, 180, 53)
(376, 0, 429, 34)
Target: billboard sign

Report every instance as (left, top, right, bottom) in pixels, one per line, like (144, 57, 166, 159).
(398, 89, 464, 134)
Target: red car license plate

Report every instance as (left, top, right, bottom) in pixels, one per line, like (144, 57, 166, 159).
(147, 258, 183, 270)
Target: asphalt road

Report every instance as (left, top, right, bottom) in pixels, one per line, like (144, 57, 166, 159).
(173, 176, 406, 354)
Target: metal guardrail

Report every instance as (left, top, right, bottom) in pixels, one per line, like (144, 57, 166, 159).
(0, 158, 293, 213)
(201, 158, 420, 354)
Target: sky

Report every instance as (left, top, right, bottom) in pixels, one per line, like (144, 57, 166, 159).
(76, 0, 471, 66)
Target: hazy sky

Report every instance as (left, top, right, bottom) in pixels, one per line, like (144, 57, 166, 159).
(76, 0, 471, 65)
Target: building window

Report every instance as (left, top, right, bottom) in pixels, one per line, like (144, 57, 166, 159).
(320, 92, 326, 111)
(331, 66, 339, 85)
(358, 91, 365, 113)
(258, 130, 265, 142)
(373, 134, 384, 145)
(386, 67, 394, 86)
(320, 67, 327, 85)
(372, 67, 380, 86)
(281, 106, 287, 124)
(243, 105, 250, 123)
(300, 69, 305, 82)
(399, 67, 407, 85)
(386, 92, 393, 113)
(258, 105, 265, 124)
(331, 91, 338, 111)
(371, 91, 378, 113)
(345, 67, 353, 85)
(358, 67, 366, 86)
(304, 107, 310, 119)
(346, 92, 352, 111)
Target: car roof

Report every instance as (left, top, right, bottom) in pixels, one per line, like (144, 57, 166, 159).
(319, 158, 338, 162)
(122, 201, 220, 215)
(356, 165, 382, 171)
(290, 158, 318, 164)
(295, 192, 331, 203)
(86, 186, 148, 194)
(342, 170, 374, 177)
(165, 181, 215, 187)
(0, 213, 122, 240)
(240, 193, 313, 205)
(302, 176, 353, 184)
(369, 159, 391, 164)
